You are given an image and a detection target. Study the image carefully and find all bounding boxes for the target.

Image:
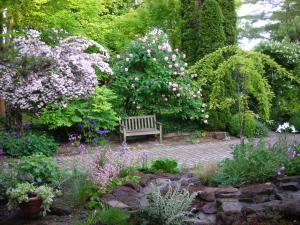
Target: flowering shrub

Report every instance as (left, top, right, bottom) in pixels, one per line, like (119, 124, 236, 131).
(112, 32, 208, 123)
(88, 143, 145, 187)
(0, 30, 112, 113)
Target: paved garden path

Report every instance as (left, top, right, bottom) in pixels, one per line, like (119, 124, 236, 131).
(132, 132, 300, 167)
(56, 132, 300, 169)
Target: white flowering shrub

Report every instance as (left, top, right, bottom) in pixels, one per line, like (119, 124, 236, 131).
(0, 30, 112, 113)
(112, 32, 208, 123)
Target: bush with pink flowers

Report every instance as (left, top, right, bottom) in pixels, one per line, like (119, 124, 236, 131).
(0, 30, 112, 113)
(112, 32, 208, 124)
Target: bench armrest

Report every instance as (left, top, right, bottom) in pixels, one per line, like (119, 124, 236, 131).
(156, 122, 162, 126)
(119, 123, 126, 131)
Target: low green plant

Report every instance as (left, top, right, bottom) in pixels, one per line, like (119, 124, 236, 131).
(6, 182, 58, 216)
(187, 130, 208, 144)
(190, 163, 219, 185)
(15, 153, 63, 187)
(284, 145, 300, 176)
(149, 158, 180, 174)
(289, 112, 300, 131)
(255, 121, 269, 137)
(0, 167, 18, 201)
(76, 206, 130, 225)
(0, 132, 58, 157)
(143, 182, 196, 225)
(210, 143, 282, 186)
(228, 113, 257, 138)
(106, 175, 140, 192)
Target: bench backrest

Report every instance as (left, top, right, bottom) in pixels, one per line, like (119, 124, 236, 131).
(120, 115, 157, 131)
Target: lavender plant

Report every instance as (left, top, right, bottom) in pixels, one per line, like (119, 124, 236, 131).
(144, 182, 196, 225)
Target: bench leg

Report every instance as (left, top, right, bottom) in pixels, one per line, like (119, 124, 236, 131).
(123, 133, 126, 143)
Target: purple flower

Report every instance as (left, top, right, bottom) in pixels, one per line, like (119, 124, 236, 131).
(79, 144, 87, 154)
(96, 130, 110, 135)
(91, 120, 97, 127)
(77, 123, 84, 130)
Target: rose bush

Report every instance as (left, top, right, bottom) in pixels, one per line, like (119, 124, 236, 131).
(112, 32, 208, 123)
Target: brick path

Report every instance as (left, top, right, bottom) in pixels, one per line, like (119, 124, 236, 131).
(56, 132, 300, 169)
(134, 132, 300, 168)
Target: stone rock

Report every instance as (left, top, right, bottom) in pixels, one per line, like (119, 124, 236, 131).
(190, 212, 216, 225)
(202, 202, 217, 214)
(218, 199, 243, 213)
(216, 211, 243, 225)
(138, 173, 154, 187)
(123, 182, 141, 192)
(49, 199, 72, 216)
(213, 132, 229, 140)
(278, 199, 300, 220)
(279, 182, 300, 191)
(241, 200, 281, 215)
(239, 183, 274, 203)
(188, 183, 206, 194)
(101, 186, 143, 210)
(276, 175, 300, 184)
(215, 187, 240, 198)
(198, 190, 216, 202)
(106, 200, 129, 209)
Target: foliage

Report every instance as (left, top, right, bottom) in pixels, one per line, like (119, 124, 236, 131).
(197, 0, 226, 60)
(190, 163, 219, 185)
(255, 121, 269, 137)
(179, 0, 202, 64)
(0, 166, 19, 201)
(0, 30, 112, 113)
(39, 86, 118, 132)
(284, 145, 300, 176)
(210, 143, 282, 186)
(187, 130, 208, 144)
(0, 132, 58, 157)
(15, 153, 62, 186)
(218, 0, 237, 45)
(228, 113, 256, 138)
(189, 46, 298, 124)
(143, 182, 196, 225)
(76, 207, 130, 225)
(148, 158, 180, 174)
(6, 182, 57, 216)
(228, 113, 268, 138)
(112, 32, 208, 123)
(256, 41, 300, 119)
(289, 112, 300, 131)
(84, 144, 145, 187)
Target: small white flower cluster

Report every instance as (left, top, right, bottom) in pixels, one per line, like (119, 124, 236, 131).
(276, 122, 297, 133)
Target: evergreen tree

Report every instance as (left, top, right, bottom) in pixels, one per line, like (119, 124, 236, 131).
(180, 0, 203, 64)
(218, 0, 237, 45)
(197, 0, 226, 60)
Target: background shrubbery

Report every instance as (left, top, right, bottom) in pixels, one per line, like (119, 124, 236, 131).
(0, 132, 58, 157)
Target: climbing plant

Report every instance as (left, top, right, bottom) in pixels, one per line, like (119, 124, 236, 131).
(189, 46, 298, 125)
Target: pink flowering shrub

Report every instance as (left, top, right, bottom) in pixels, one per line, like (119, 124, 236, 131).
(112, 32, 208, 123)
(0, 30, 112, 113)
(89, 144, 145, 187)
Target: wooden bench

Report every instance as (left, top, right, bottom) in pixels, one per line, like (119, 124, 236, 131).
(119, 115, 162, 143)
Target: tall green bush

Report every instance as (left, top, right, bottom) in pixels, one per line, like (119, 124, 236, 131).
(218, 0, 237, 45)
(197, 0, 226, 60)
(179, 0, 202, 64)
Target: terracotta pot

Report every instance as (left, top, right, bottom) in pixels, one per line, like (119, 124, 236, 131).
(19, 196, 42, 217)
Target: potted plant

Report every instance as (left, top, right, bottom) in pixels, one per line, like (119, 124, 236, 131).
(6, 182, 57, 217)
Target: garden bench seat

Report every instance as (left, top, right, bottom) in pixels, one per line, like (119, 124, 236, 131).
(119, 115, 162, 143)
